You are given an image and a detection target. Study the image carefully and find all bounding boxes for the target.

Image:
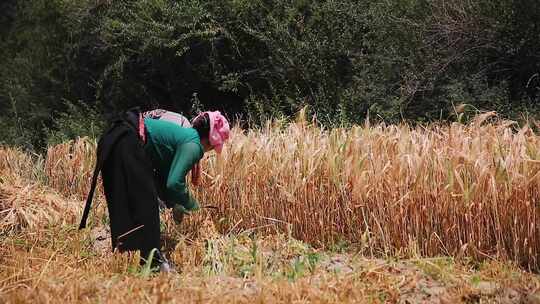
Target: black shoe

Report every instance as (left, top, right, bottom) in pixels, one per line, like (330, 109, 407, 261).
(154, 249, 175, 273)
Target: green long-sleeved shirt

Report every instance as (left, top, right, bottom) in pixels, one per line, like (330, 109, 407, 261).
(143, 118, 203, 211)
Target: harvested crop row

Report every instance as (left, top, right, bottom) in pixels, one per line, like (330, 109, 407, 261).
(0, 176, 81, 232)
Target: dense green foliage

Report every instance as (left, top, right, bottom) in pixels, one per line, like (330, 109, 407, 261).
(1, 0, 539, 149)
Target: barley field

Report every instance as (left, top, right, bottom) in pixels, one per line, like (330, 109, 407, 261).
(2, 114, 540, 303)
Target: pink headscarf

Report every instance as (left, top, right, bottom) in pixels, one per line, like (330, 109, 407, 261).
(192, 111, 230, 153)
(191, 111, 230, 186)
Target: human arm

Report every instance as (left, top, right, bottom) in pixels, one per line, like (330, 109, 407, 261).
(163, 142, 203, 212)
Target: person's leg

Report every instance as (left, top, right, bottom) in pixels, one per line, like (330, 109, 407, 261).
(102, 135, 135, 252)
(102, 132, 160, 260)
(120, 133, 161, 259)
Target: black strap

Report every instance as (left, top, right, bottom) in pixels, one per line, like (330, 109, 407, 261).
(78, 146, 103, 229)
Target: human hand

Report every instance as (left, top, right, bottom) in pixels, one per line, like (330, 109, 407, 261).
(157, 198, 167, 211)
(172, 205, 186, 225)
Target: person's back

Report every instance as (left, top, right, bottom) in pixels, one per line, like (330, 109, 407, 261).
(144, 118, 202, 172)
(143, 118, 203, 211)
(143, 109, 191, 127)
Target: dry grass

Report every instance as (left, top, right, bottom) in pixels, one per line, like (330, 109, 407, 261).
(5, 113, 540, 269)
(0, 177, 81, 233)
(2, 115, 540, 302)
(1, 217, 540, 303)
(0, 146, 37, 180)
(44, 139, 98, 200)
